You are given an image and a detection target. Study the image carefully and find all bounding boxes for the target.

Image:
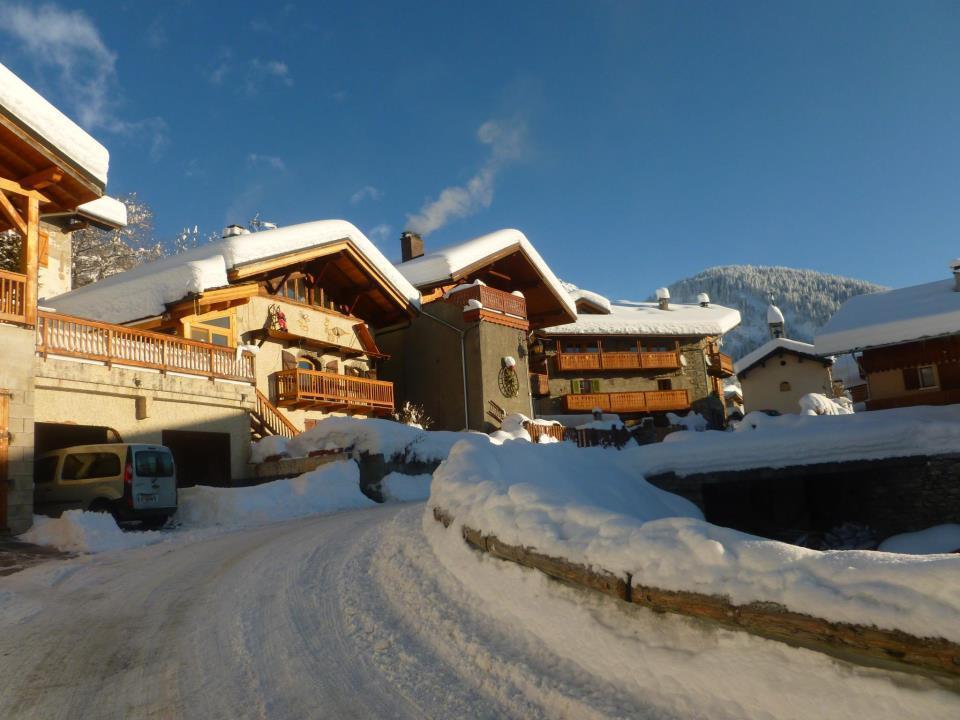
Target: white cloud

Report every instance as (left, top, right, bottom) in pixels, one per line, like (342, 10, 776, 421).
(406, 118, 527, 235)
(247, 59, 293, 93)
(350, 185, 382, 205)
(247, 153, 286, 171)
(366, 224, 392, 245)
(0, 3, 168, 155)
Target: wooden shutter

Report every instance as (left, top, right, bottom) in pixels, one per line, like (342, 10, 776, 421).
(38, 229, 49, 268)
(902, 367, 920, 391)
(590, 379, 601, 393)
(571, 379, 581, 394)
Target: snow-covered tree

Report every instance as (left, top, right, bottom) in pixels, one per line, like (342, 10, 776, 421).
(71, 193, 164, 287)
(0, 229, 20, 272)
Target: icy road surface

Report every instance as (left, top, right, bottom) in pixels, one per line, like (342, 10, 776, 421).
(1, 505, 957, 719)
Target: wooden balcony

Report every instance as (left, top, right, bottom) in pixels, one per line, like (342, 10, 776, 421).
(555, 350, 681, 372)
(708, 351, 735, 378)
(443, 284, 529, 329)
(0, 269, 26, 324)
(530, 372, 550, 397)
(37, 311, 255, 382)
(564, 389, 690, 414)
(274, 368, 394, 414)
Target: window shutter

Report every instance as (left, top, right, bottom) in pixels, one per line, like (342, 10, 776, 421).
(571, 379, 581, 393)
(590, 379, 601, 393)
(38, 229, 49, 268)
(902, 368, 920, 391)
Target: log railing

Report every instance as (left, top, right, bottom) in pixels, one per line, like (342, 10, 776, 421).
(255, 389, 299, 439)
(274, 368, 394, 413)
(444, 284, 528, 318)
(0, 269, 26, 324)
(565, 389, 690, 414)
(36, 311, 255, 382)
(556, 350, 681, 372)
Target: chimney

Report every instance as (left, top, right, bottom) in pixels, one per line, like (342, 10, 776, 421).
(697, 292, 710, 308)
(400, 231, 424, 262)
(767, 303, 785, 339)
(950, 259, 960, 291)
(656, 287, 670, 311)
(222, 224, 248, 239)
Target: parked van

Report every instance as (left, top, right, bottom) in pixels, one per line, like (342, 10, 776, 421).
(35, 444, 178, 527)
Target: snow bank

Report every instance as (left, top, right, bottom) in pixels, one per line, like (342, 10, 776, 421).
(250, 435, 290, 463)
(428, 438, 960, 643)
(381, 472, 432, 502)
(176, 461, 374, 528)
(798, 393, 853, 415)
(636, 404, 960, 477)
(20, 510, 165, 554)
(879, 525, 960, 555)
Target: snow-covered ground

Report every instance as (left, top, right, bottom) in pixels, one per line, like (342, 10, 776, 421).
(2, 506, 956, 719)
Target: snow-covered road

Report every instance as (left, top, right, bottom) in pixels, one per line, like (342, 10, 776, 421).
(1, 505, 957, 719)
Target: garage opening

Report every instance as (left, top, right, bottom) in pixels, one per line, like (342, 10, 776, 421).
(161, 430, 231, 488)
(35, 422, 123, 456)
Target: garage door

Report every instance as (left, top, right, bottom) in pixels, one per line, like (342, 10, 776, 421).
(161, 430, 231, 488)
(0, 390, 7, 530)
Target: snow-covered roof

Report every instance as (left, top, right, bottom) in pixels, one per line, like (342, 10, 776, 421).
(540, 300, 741, 337)
(397, 228, 576, 318)
(0, 62, 109, 185)
(561, 282, 612, 314)
(50, 220, 421, 324)
(815, 278, 960, 355)
(76, 196, 127, 228)
(831, 353, 865, 388)
(734, 337, 831, 376)
(767, 304, 785, 324)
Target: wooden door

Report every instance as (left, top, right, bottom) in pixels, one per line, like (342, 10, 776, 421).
(0, 391, 8, 530)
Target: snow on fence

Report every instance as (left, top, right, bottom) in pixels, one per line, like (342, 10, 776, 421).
(432, 507, 960, 679)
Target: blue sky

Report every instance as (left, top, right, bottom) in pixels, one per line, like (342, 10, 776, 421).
(1, 1, 959, 299)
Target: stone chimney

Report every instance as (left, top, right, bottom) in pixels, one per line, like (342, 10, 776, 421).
(767, 303, 785, 339)
(400, 231, 424, 262)
(656, 287, 670, 311)
(950, 259, 960, 291)
(222, 224, 248, 239)
(697, 292, 710, 308)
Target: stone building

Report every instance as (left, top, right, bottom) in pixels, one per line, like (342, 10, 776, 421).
(735, 304, 835, 415)
(531, 288, 740, 427)
(815, 260, 960, 411)
(380, 229, 577, 432)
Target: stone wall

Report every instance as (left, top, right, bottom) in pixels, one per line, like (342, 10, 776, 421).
(37, 222, 71, 300)
(0, 325, 36, 534)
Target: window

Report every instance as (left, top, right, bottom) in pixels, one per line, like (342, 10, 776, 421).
(779, 381, 792, 392)
(278, 276, 339, 310)
(903, 365, 937, 391)
(606, 338, 637, 353)
(186, 310, 235, 347)
(563, 340, 599, 354)
(61, 452, 121, 481)
(297, 359, 315, 370)
(571, 379, 600, 394)
(657, 379, 673, 391)
(642, 339, 675, 353)
(135, 451, 174, 477)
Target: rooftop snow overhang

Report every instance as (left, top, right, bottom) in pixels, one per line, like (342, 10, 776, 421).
(537, 302, 742, 338)
(734, 343, 833, 379)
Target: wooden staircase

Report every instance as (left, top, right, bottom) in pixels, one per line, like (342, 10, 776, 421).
(251, 389, 299, 440)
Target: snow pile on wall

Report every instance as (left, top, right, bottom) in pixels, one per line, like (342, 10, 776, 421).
(878, 524, 960, 555)
(381, 472, 432, 502)
(20, 510, 165, 554)
(636, 404, 960, 477)
(798, 393, 853, 416)
(250, 435, 291, 463)
(177, 461, 374, 528)
(428, 438, 960, 643)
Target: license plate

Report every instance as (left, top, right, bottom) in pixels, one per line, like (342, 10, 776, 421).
(137, 493, 157, 504)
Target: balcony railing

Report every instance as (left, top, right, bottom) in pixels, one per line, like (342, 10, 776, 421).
(0, 269, 26, 324)
(708, 351, 734, 378)
(564, 389, 690, 414)
(37, 311, 255, 382)
(274, 368, 394, 414)
(555, 350, 681, 372)
(444, 284, 528, 318)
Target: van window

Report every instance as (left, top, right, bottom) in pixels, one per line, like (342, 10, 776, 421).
(62, 452, 121, 480)
(35, 456, 59, 484)
(135, 451, 174, 477)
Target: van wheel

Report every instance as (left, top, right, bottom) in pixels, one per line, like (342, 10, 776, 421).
(88, 499, 117, 519)
(140, 516, 169, 530)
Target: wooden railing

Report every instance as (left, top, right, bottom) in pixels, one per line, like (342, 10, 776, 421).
(274, 368, 394, 413)
(708, 352, 734, 377)
(0, 269, 26, 324)
(37, 311, 255, 382)
(524, 421, 566, 443)
(564, 389, 690, 414)
(255, 389, 299, 438)
(556, 351, 680, 372)
(444, 284, 528, 318)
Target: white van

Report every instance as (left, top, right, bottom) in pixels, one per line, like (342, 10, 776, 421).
(35, 444, 178, 527)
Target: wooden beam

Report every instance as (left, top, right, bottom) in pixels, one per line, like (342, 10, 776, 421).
(19, 166, 63, 190)
(0, 190, 26, 235)
(0, 176, 50, 203)
(23, 196, 38, 326)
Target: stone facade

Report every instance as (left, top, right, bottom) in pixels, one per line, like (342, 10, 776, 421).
(0, 325, 36, 534)
(37, 223, 71, 301)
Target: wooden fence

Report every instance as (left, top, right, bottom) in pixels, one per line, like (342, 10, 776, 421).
(0, 269, 26, 324)
(432, 507, 960, 680)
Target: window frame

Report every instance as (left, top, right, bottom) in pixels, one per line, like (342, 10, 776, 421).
(183, 308, 236, 348)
